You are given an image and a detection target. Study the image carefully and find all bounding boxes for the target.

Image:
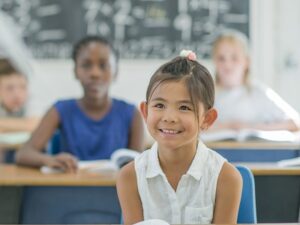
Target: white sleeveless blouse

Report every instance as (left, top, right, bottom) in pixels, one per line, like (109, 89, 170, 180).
(134, 141, 227, 224)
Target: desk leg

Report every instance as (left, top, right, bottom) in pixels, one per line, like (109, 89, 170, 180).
(255, 176, 300, 222)
(0, 186, 22, 223)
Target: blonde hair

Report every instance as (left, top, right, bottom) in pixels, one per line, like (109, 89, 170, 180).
(212, 31, 250, 86)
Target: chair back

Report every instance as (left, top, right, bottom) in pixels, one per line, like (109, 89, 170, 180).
(47, 130, 61, 155)
(236, 165, 257, 223)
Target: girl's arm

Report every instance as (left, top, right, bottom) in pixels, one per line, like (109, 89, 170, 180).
(117, 161, 143, 224)
(209, 119, 300, 132)
(0, 117, 40, 132)
(213, 162, 242, 224)
(15, 107, 77, 172)
(128, 108, 145, 151)
(246, 119, 300, 132)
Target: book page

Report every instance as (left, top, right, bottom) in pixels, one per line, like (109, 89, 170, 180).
(238, 129, 299, 142)
(111, 148, 140, 168)
(40, 149, 142, 174)
(277, 157, 300, 167)
(40, 160, 117, 174)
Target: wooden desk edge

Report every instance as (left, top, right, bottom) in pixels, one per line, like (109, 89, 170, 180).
(0, 165, 117, 186)
(0, 164, 299, 186)
(234, 163, 300, 175)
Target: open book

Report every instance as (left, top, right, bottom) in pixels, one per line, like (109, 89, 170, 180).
(277, 157, 300, 167)
(201, 129, 299, 142)
(41, 148, 140, 174)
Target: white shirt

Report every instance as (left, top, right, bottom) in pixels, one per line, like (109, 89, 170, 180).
(215, 82, 299, 124)
(135, 142, 227, 224)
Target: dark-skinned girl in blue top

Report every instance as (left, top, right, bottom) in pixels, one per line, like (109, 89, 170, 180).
(16, 36, 145, 172)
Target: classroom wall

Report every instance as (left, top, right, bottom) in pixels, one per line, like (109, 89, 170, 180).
(274, 0, 300, 113)
(29, 59, 213, 115)
(27, 0, 300, 116)
(251, 0, 300, 112)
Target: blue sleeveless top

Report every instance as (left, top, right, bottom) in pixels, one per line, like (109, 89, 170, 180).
(54, 98, 135, 160)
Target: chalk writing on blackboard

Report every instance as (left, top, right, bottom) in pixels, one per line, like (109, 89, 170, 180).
(0, 0, 249, 59)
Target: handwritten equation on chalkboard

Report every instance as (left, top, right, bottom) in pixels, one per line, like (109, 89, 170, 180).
(0, 0, 249, 59)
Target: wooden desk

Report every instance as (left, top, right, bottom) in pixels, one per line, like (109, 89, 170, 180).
(0, 165, 120, 224)
(0, 164, 299, 224)
(206, 141, 300, 162)
(0, 165, 117, 186)
(234, 162, 300, 175)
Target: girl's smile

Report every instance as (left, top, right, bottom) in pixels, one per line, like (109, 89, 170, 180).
(141, 79, 204, 151)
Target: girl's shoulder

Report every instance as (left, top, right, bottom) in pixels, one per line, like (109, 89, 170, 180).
(53, 98, 79, 115)
(117, 160, 137, 191)
(118, 160, 136, 180)
(218, 162, 242, 184)
(112, 98, 136, 111)
(54, 98, 77, 108)
(247, 80, 273, 94)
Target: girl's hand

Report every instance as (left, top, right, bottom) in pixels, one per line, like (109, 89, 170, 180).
(45, 153, 78, 173)
(212, 121, 249, 131)
(228, 121, 250, 130)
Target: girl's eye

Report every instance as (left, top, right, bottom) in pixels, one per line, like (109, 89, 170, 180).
(81, 63, 91, 69)
(180, 105, 191, 111)
(217, 55, 225, 63)
(99, 62, 110, 70)
(154, 103, 164, 109)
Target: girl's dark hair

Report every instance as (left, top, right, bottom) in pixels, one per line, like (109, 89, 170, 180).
(72, 36, 118, 74)
(0, 59, 19, 77)
(146, 57, 215, 119)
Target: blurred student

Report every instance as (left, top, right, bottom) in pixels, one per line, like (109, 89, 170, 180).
(211, 32, 300, 132)
(0, 59, 39, 132)
(16, 36, 145, 172)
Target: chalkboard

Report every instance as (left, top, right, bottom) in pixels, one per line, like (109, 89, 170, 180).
(0, 0, 249, 59)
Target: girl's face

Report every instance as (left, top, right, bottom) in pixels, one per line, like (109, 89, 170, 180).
(75, 42, 114, 100)
(213, 40, 249, 88)
(0, 74, 28, 112)
(141, 80, 214, 151)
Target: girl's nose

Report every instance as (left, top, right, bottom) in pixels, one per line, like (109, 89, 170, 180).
(90, 66, 102, 79)
(162, 110, 178, 123)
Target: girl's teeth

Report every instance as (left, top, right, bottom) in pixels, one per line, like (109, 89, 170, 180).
(162, 129, 179, 134)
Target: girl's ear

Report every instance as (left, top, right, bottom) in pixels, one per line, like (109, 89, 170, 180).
(140, 101, 148, 121)
(201, 108, 218, 130)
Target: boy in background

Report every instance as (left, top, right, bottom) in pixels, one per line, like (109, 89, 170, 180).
(0, 59, 39, 162)
(0, 59, 39, 132)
